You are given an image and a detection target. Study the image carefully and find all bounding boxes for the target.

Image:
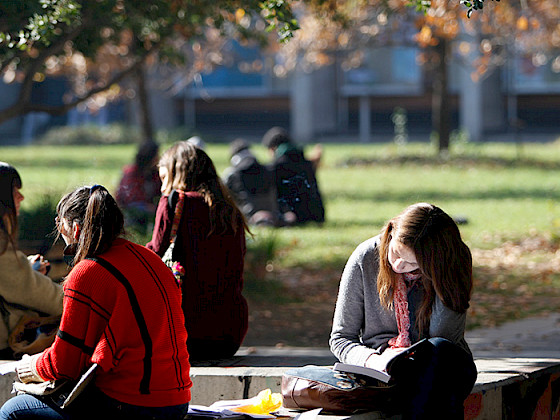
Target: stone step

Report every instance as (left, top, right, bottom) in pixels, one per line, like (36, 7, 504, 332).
(1, 350, 559, 419)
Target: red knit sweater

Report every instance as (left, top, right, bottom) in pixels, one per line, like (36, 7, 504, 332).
(35, 239, 192, 407)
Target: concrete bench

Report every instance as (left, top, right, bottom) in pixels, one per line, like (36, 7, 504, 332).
(189, 347, 560, 419)
(1, 348, 559, 419)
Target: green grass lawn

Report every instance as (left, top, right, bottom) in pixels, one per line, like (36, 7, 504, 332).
(5, 139, 560, 335)
(3, 140, 560, 270)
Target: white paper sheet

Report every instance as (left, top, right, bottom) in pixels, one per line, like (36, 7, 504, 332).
(188, 404, 275, 419)
(293, 408, 322, 420)
(0, 361, 18, 375)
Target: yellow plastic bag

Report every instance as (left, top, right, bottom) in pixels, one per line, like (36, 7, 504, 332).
(229, 389, 282, 415)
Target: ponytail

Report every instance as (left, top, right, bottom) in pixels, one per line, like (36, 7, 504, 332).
(56, 185, 124, 266)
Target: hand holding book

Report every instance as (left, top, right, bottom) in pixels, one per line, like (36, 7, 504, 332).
(365, 347, 407, 370)
(333, 339, 430, 384)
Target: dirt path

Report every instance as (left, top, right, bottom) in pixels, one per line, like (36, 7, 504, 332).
(244, 236, 560, 347)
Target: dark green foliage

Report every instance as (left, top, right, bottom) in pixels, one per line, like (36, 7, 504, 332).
(460, 0, 500, 17)
(35, 124, 141, 145)
(0, 0, 300, 125)
(18, 192, 58, 252)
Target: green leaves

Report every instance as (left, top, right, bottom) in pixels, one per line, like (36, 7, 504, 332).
(1, 0, 82, 50)
(461, 0, 500, 18)
(407, 0, 432, 14)
(260, 0, 300, 42)
(406, 0, 501, 17)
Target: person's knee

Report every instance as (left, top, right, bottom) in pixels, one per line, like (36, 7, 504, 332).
(428, 336, 453, 350)
(0, 396, 30, 420)
(0, 395, 63, 420)
(428, 337, 477, 396)
(428, 337, 469, 362)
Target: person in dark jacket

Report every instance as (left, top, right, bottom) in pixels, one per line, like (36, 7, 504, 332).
(223, 139, 281, 227)
(262, 127, 325, 225)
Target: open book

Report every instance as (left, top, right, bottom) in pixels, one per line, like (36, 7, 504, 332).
(333, 338, 429, 383)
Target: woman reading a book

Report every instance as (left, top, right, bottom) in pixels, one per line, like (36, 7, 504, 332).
(330, 203, 477, 419)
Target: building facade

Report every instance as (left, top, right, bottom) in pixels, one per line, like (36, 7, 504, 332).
(1, 40, 559, 145)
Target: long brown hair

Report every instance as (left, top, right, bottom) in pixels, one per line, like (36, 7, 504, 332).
(56, 185, 124, 267)
(377, 203, 473, 333)
(0, 162, 22, 255)
(159, 141, 249, 236)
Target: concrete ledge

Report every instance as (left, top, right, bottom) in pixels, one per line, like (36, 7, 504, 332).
(0, 370, 16, 405)
(2, 351, 560, 419)
(189, 349, 560, 419)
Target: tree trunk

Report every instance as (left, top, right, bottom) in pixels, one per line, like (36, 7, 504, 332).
(431, 38, 450, 154)
(135, 63, 154, 142)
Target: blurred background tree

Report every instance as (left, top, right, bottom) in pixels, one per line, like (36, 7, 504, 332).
(270, 0, 560, 153)
(3, 0, 557, 150)
(0, 0, 299, 141)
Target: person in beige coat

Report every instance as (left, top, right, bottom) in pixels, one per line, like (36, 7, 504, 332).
(0, 162, 63, 359)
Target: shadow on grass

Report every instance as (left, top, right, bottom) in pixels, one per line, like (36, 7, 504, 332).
(243, 272, 301, 305)
(16, 158, 127, 171)
(329, 187, 560, 203)
(337, 154, 560, 170)
(327, 218, 389, 229)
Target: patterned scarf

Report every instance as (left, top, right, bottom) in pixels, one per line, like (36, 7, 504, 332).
(388, 272, 422, 348)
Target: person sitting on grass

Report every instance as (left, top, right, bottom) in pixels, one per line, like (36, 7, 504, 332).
(261, 127, 325, 225)
(115, 140, 161, 232)
(223, 138, 281, 227)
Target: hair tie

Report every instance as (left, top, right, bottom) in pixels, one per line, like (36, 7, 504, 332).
(427, 207, 444, 225)
(89, 184, 106, 196)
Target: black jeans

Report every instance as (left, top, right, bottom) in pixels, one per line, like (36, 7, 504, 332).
(391, 337, 478, 420)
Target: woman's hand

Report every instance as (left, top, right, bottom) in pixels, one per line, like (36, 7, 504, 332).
(16, 354, 45, 384)
(27, 255, 51, 275)
(365, 347, 404, 370)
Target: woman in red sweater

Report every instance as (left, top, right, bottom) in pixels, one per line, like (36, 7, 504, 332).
(0, 185, 191, 419)
(147, 141, 250, 361)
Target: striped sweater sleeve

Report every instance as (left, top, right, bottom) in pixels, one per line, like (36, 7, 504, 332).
(36, 261, 113, 381)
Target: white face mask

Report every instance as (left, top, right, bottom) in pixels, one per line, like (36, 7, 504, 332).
(58, 217, 79, 246)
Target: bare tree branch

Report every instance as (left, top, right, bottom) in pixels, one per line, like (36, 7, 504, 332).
(0, 53, 150, 124)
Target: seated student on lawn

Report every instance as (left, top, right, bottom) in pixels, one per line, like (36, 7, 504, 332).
(261, 127, 325, 225)
(115, 140, 161, 232)
(0, 185, 191, 420)
(223, 138, 281, 227)
(330, 203, 477, 420)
